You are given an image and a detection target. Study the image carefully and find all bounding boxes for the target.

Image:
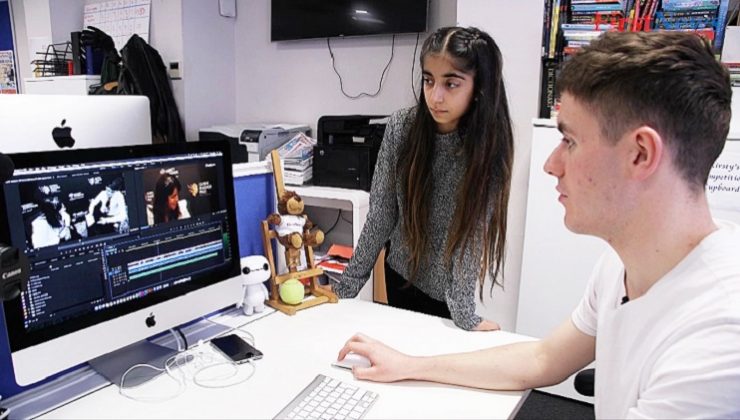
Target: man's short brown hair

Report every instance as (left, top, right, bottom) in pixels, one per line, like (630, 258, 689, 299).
(557, 31, 732, 189)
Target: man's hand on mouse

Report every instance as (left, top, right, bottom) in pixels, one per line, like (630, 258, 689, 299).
(337, 333, 413, 383)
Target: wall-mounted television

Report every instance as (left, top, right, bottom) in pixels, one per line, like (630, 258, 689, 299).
(271, 0, 428, 41)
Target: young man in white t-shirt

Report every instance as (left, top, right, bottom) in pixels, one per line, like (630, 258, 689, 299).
(336, 31, 740, 418)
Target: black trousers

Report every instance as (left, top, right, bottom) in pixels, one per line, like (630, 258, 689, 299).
(384, 262, 451, 320)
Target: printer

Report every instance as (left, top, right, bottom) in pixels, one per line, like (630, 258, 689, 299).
(199, 123, 311, 163)
(312, 115, 387, 191)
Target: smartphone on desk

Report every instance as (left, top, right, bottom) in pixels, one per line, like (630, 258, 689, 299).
(210, 334, 263, 363)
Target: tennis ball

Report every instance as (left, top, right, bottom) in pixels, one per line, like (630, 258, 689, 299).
(279, 279, 304, 305)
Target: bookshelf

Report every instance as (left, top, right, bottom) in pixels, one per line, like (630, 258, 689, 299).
(539, 0, 734, 118)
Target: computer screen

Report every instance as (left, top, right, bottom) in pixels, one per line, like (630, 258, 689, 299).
(0, 142, 241, 386)
(0, 94, 152, 153)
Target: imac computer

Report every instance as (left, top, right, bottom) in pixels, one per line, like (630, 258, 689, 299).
(0, 94, 152, 153)
(0, 141, 241, 386)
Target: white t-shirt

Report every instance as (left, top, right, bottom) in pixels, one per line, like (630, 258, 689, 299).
(30, 210, 71, 248)
(100, 191, 127, 224)
(572, 220, 740, 419)
(274, 214, 306, 237)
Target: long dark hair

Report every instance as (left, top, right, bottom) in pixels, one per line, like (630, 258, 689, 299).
(397, 26, 514, 298)
(40, 196, 64, 229)
(32, 187, 64, 229)
(153, 173, 181, 223)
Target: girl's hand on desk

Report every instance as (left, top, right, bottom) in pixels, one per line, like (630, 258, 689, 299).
(473, 319, 501, 332)
(338, 333, 412, 383)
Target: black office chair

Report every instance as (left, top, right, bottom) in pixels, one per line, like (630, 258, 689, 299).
(574, 368, 595, 397)
(575, 298, 628, 397)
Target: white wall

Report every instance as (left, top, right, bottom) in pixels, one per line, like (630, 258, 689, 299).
(147, 0, 185, 133)
(457, 0, 545, 331)
(48, 0, 84, 43)
(14, 0, 51, 85)
(7, 0, 29, 88)
(180, 0, 236, 140)
(17, 0, 50, 39)
(233, 0, 457, 133)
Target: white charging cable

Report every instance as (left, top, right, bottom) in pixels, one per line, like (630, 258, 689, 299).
(118, 353, 188, 403)
(0, 394, 9, 420)
(118, 338, 258, 402)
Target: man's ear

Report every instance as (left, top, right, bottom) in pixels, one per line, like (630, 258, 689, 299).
(627, 126, 663, 181)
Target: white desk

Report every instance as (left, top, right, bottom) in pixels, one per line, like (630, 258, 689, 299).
(25, 75, 101, 95)
(40, 300, 531, 419)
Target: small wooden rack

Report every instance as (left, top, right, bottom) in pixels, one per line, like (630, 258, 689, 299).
(261, 150, 338, 315)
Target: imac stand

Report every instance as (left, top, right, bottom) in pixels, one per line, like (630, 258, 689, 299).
(88, 340, 178, 388)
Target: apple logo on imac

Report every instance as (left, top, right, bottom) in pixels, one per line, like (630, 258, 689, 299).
(52, 119, 75, 148)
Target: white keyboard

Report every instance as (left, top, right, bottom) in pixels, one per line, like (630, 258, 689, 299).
(274, 374, 379, 419)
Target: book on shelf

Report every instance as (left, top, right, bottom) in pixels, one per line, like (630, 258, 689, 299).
(538, 0, 731, 118)
(662, 0, 720, 10)
(571, 0, 624, 3)
(284, 156, 313, 171)
(549, 0, 562, 59)
(277, 132, 316, 160)
(315, 243, 353, 274)
(539, 58, 560, 118)
(726, 61, 740, 86)
(571, 3, 624, 12)
(277, 132, 316, 185)
(284, 166, 313, 186)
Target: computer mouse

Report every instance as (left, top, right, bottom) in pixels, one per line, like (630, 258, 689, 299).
(332, 352, 372, 370)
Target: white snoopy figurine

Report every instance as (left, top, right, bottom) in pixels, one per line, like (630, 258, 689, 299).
(237, 255, 271, 316)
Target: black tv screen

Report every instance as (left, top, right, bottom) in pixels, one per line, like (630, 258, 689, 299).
(271, 0, 428, 41)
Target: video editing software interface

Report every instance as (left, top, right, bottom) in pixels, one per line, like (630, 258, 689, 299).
(2, 150, 234, 350)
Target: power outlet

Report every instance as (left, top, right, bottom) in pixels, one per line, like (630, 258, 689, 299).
(168, 62, 182, 80)
(219, 0, 236, 17)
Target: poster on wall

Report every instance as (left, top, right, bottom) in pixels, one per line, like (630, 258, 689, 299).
(0, 50, 17, 94)
(83, 0, 151, 51)
(707, 140, 740, 224)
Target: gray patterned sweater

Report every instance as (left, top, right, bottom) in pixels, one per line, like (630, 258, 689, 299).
(333, 107, 485, 330)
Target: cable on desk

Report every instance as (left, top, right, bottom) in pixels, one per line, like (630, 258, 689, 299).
(169, 328, 182, 351)
(327, 34, 395, 99)
(118, 354, 188, 403)
(192, 360, 256, 389)
(118, 338, 259, 401)
(0, 394, 9, 420)
(174, 327, 188, 350)
(169, 328, 184, 351)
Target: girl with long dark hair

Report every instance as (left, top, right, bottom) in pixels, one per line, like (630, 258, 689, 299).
(152, 173, 190, 224)
(333, 26, 514, 331)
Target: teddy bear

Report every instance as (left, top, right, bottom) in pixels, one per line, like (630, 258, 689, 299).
(266, 190, 324, 273)
(237, 255, 271, 316)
